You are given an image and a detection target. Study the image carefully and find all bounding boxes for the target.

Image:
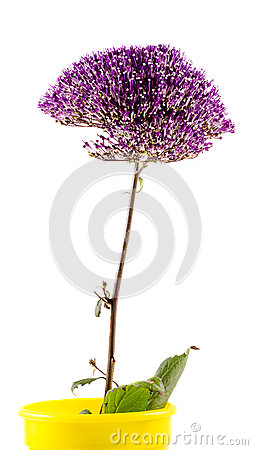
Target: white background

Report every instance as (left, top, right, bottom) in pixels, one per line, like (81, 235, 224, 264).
(1, 1, 253, 449)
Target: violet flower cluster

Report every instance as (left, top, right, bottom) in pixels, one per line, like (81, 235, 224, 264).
(38, 44, 235, 162)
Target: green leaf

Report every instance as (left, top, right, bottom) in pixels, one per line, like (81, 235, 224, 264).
(137, 177, 144, 193)
(95, 299, 103, 317)
(71, 377, 104, 394)
(103, 385, 150, 414)
(79, 409, 92, 414)
(147, 349, 189, 410)
(130, 376, 165, 395)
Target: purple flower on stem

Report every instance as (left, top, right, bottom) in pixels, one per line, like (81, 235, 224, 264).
(37, 45, 236, 406)
(38, 44, 234, 162)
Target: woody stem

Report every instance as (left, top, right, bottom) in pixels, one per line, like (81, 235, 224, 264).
(104, 162, 140, 396)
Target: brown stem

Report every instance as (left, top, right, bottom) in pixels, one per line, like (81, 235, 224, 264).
(104, 162, 141, 396)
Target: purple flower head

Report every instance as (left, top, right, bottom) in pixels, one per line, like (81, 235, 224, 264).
(38, 44, 235, 162)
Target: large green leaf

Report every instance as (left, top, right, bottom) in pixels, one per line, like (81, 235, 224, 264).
(129, 376, 165, 395)
(147, 349, 189, 410)
(71, 377, 104, 394)
(103, 385, 150, 414)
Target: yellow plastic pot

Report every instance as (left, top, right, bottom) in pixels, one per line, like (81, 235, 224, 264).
(19, 398, 176, 449)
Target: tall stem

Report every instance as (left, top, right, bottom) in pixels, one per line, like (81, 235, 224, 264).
(104, 162, 140, 396)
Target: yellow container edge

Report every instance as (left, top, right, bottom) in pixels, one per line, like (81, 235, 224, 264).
(19, 397, 176, 423)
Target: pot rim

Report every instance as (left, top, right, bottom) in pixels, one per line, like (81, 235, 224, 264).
(19, 397, 176, 423)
